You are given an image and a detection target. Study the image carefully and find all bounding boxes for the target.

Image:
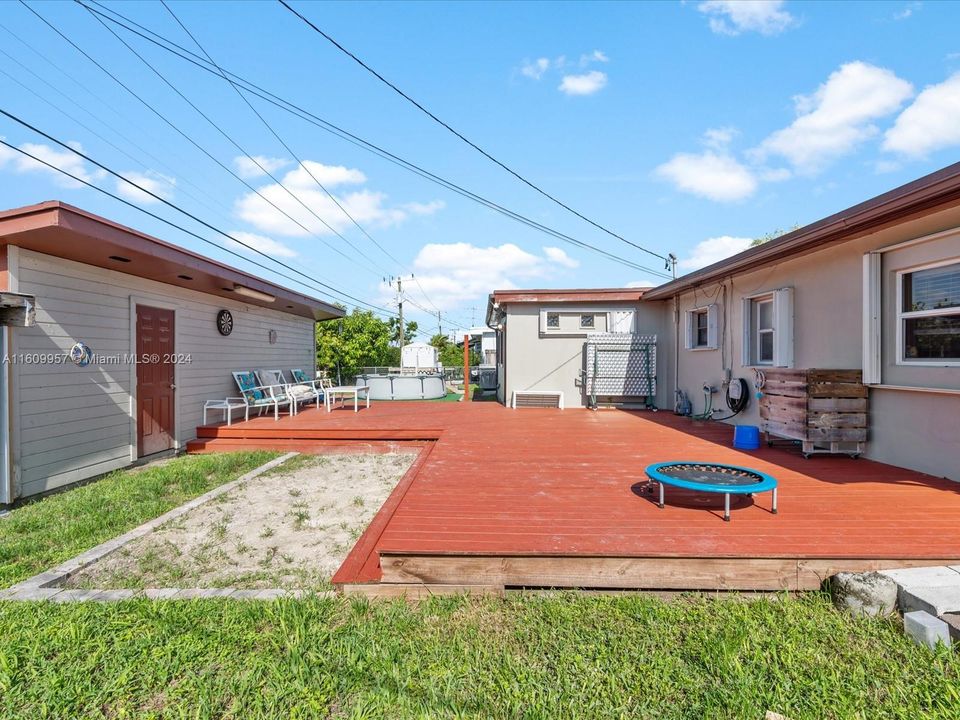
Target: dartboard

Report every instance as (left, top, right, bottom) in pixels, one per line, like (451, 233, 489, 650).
(217, 309, 233, 336)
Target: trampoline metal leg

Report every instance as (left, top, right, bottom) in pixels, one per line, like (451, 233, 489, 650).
(724, 493, 730, 522)
(658, 483, 664, 509)
(772, 487, 778, 515)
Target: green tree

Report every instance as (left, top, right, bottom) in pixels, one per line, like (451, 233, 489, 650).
(437, 341, 481, 368)
(387, 317, 419, 346)
(316, 309, 396, 380)
(751, 224, 800, 247)
(429, 333, 450, 351)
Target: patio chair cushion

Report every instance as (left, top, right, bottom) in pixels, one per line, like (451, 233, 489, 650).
(256, 370, 285, 392)
(289, 384, 316, 400)
(290, 369, 311, 384)
(234, 371, 264, 403)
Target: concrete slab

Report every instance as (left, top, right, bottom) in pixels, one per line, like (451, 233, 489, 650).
(143, 588, 181, 600)
(904, 611, 952, 650)
(880, 566, 960, 588)
(90, 590, 139, 602)
(228, 589, 263, 600)
(8, 588, 63, 601)
(942, 613, 960, 642)
(51, 589, 102, 603)
(900, 586, 960, 617)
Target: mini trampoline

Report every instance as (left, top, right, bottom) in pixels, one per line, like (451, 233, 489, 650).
(644, 462, 778, 522)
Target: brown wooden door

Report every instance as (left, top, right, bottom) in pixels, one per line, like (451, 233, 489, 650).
(136, 305, 175, 457)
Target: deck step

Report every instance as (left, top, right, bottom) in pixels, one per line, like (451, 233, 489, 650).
(196, 425, 441, 441)
(186, 437, 427, 455)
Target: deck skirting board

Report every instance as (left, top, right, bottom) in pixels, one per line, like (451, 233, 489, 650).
(377, 554, 960, 592)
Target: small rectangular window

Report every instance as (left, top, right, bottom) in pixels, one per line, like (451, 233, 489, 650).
(546, 312, 560, 328)
(900, 260, 960, 362)
(579, 314, 595, 329)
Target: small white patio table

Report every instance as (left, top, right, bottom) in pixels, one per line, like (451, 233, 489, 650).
(325, 385, 371, 413)
(203, 398, 247, 425)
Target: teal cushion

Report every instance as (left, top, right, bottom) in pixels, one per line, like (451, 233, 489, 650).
(236, 372, 264, 403)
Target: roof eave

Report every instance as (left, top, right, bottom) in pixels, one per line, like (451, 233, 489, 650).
(644, 160, 960, 300)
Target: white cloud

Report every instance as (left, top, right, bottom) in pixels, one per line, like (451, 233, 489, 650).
(115, 170, 176, 204)
(233, 155, 291, 179)
(626, 279, 658, 288)
(697, 0, 797, 36)
(400, 242, 574, 309)
(521, 58, 550, 80)
(655, 150, 757, 202)
(0, 139, 106, 188)
(228, 230, 297, 258)
(234, 160, 441, 237)
(893, 2, 921, 20)
(702, 126, 737, 150)
(558, 70, 608, 96)
(883, 72, 960, 157)
(752, 61, 913, 174)
(579, 50, 609, 66)
(543, 246, 579, 268)
(403, 200, 446, 216)
(678, 235, 754, 271)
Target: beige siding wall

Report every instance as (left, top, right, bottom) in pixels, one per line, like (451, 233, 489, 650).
(670, 204, 960, 481)
(503, 301, 673, 409)
(10, 248, 316, 498)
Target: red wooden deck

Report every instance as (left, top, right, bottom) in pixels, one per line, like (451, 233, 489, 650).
(191, 402, 960, 593)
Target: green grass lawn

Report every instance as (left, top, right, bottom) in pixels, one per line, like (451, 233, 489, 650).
(1, 451, 958, 718)
(0, 451, 279, 588)
(0, 593, 957, 718)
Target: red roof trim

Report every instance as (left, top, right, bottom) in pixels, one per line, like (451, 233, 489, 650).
(491, 288, 649, 303)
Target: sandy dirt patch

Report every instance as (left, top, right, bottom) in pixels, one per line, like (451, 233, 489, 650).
(68, 453, 414, 591)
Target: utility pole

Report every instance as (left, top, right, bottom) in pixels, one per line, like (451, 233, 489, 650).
(397, 276, 404, 348)
(386, 275, 406, 347)
(437, 310, 442, 337)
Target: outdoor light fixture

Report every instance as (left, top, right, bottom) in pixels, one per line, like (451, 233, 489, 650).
(232, 284, 275, 303)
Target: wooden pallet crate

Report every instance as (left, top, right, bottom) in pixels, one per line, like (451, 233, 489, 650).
(759, 369, 867, 457)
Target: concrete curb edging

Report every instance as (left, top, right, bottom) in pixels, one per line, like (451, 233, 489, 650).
(0, 587, 335, 602)
(3, 452, 312, 602)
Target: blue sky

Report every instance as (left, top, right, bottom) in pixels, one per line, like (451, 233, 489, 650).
(1, 0, 959, 337)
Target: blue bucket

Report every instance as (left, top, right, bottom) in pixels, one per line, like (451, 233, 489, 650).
(733, 425, 761, 450)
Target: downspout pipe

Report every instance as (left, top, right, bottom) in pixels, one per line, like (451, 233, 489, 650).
(0, 326, 11, 506)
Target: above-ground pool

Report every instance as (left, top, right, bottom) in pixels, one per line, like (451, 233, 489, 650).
(356, 373, 446, 400)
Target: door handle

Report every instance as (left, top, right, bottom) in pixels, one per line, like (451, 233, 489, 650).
(170, 384, 177, 390)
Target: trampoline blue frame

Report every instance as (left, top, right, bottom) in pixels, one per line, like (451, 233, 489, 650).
(644, 461, 778, 522)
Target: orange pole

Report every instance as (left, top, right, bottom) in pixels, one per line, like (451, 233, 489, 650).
(462, 334, 470, 402)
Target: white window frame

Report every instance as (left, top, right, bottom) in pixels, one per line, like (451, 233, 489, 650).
(895, 257, 960, 367)
(741, 288, 793, 368)
(684, 304, 719, 351)
(755, 297, 774, 364)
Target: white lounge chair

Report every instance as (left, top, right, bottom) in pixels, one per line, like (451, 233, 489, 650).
(290, 369, 327, 409)
(253, 369, 300, 416)
(231, 370, 294, 421)
(279, 368, 325, 410)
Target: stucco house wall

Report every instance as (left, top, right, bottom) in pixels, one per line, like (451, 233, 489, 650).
(669, 203, 960, 481)
(501, 300, 672, 409)
(7, 247, 317, 499)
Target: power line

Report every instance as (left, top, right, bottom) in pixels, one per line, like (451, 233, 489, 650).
(278, 0, 670, 265)
(0, 108, 397, 317)
(160, 0, 448, 318)
(75, 1, 674, 280)
(66, 2, 392, 280)
(0, 19, 250, 228)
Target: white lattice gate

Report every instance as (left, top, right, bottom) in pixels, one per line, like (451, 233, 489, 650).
(583, 332, 657, 409)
